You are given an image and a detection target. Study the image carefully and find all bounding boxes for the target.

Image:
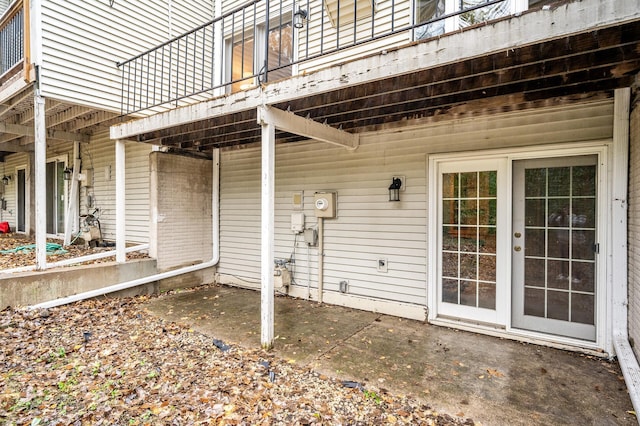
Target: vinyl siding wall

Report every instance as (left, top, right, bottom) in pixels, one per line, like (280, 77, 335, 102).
(40, 0, 214, 111)
(0, 132, 151, 243)
(217, 100, 614, 307)
(0, 151, 30, 231)
(81, 131, 151, 243)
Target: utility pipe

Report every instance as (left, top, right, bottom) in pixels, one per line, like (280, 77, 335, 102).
(317, 217, 323, 303)
(0, 243, 149, 276)
(29, 149, 221, 310)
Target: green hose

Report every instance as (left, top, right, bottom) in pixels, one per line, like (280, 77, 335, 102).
(0, 243, 68, 255)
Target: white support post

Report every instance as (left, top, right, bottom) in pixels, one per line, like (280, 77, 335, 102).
(34, 89, 46, 270)
(115, 139, 126, 263)
(260, 119, 275, 350)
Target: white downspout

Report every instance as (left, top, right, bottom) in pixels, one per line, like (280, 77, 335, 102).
(29, 149, 221, 310)
(610, 88, 640, 415)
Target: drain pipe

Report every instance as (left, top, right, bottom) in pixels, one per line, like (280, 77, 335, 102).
(29, 149, 221, 310)
(611, 88, 640, 416)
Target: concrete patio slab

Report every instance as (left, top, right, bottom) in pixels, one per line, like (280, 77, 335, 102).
(144, 285, 635, 425)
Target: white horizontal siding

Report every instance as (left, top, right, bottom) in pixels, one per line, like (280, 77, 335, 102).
(218, 99, 614, 306)
(40, 0, 214, 111)
(81, 131, 151, 243)
(0, 152, 29, 232)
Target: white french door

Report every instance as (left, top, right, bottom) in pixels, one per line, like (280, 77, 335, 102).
(432, 147, 605, 343)
(511, 156, 598, 341)
(435, 158, 508, 325)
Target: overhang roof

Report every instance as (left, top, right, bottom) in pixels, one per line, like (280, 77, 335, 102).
(112, 8, 640, 154)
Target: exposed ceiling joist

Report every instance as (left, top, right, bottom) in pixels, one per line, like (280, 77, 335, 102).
(257, 106, 359, 151)
(0, 140, 33, 152)
(0, 122, 89, 143)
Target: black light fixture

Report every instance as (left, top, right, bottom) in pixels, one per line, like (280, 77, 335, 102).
(1, 175, 10, 185)
(388, 177, 402, 202)
(63, 167, 73, 181)
(293, 4, 308, 29)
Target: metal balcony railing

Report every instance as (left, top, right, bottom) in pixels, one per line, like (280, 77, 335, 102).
(0, 1, 24, 77)
(118, 0, 508, 116)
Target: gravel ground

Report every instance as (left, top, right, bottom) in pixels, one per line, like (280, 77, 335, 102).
(0, 294, 475, 425)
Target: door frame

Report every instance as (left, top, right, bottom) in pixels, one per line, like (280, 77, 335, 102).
(428, 141, 611, 352)
(46, 155, 69, 237)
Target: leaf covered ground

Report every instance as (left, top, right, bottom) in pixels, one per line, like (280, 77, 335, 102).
(0, 233, 148, 270)
(0, 294, 475, 425)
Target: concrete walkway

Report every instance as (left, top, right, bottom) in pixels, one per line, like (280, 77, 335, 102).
(144, 285, 635, 425)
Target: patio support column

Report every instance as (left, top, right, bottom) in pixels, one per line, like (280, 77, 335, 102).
(260, 116, 275, 350)
(115, 139, 126, 263)
(33, 88, 46, 270)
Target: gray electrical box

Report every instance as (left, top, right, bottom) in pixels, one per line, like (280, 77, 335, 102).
(314, 192, 336, 218)
(304, 228, 317, 246)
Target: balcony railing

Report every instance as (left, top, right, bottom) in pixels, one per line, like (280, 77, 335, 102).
(0, 0, 24, 78)
(118, 0, 510, 116)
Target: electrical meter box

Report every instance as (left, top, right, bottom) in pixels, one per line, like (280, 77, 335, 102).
(314, 192, 336, 218)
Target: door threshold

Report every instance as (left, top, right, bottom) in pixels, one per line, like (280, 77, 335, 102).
(431, 317, 608, 357)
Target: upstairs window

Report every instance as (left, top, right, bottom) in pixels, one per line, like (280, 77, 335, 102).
(227, 18, 293, 93)
(415, 0, 525, 40)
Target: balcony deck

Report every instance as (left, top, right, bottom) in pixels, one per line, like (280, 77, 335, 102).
(112, 0, 640, 152)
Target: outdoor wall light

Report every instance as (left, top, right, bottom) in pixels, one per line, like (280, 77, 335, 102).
(388, 177, 402, 202)
(63, 167, 73, 181)
(1, 175, 10, 185)
(293, 5, 308, 29)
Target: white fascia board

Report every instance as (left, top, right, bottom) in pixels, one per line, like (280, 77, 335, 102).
(110, 0, 640, 140)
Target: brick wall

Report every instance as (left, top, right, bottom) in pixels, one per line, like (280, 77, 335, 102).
(150, 152, 213, 271)
(629, 86, 640, 357)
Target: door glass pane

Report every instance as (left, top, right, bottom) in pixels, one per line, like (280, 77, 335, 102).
(17, 169, 25, 232)
(267, 23, 293, 81)
(46, 162, 55, 234)
(441, 170, 497, 310)
(522, 163, 596, 326)
(230, 36, 255, 93)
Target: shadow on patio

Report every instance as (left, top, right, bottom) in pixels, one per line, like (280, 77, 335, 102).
(144, 284, 634, 425)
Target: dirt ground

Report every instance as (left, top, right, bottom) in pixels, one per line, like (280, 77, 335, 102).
(0, 233, 148, 270)
(0, 292, 474, 425)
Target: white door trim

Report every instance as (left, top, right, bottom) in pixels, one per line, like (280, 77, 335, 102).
(428, 140, 612, 352)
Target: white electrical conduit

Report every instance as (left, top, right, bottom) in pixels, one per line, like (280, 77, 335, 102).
(0, 243, 150, 276)
(317, 217, 324, 303)
(28, 149, 221, 310)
